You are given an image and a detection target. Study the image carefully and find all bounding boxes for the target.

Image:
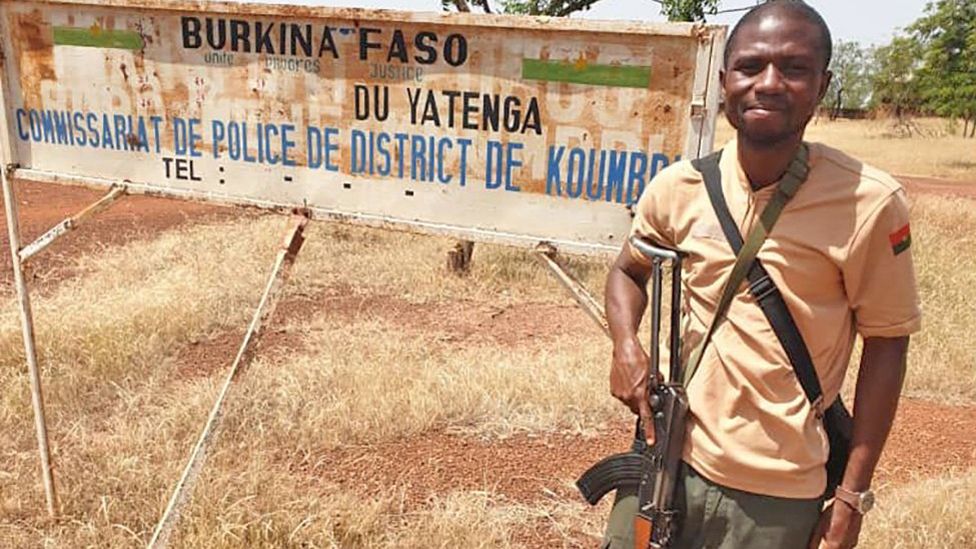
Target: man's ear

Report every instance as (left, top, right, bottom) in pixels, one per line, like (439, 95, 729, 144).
(818, 70, 833, 102)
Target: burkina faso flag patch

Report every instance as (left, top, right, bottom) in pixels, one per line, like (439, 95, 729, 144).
(889, 223, 912, 255)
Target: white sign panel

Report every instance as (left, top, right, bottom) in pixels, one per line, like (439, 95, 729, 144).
(0, 0, 724, 254)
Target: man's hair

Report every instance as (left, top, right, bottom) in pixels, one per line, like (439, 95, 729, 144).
(723, 0, 833, 71)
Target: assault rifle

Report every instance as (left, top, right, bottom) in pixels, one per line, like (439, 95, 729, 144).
(576, 237, 689, 549)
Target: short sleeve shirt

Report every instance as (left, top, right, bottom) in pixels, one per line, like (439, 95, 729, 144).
(629, 140, 921, 498)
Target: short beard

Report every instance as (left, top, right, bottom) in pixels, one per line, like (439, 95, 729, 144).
(726, 110, 812, 149)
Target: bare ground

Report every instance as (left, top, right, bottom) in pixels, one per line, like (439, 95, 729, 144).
(0, 180, 238, 292)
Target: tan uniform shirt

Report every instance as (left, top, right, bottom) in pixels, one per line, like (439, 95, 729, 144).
(629, 140, 922, 498)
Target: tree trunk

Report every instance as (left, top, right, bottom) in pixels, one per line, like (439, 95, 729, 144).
(964, 117, 970, 138)
(446, 240, 475, 274)
(970, 117, 976, 138)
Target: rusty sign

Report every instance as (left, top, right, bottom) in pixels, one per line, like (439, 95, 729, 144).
(0, 0, 724, 255)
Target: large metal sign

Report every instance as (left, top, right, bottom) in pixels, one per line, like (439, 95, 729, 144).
(0, 0, 724, 255)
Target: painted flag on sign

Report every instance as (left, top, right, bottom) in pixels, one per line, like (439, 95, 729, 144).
(889, 223, 911, 255)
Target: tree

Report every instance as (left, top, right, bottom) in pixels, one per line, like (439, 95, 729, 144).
(824, 40, 874, 119)
(442, 0, 603, 16)
(444, 0, 730, 20)
(653, 0, 722, 21)
(870, 34, 923, 130)
(909, 0, 976, 138)
(501, 0, 602, 16)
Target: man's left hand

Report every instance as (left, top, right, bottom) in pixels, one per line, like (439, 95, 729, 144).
(808, 501, 863, 549)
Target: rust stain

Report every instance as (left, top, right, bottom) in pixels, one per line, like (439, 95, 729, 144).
(11, 10, 56, 108)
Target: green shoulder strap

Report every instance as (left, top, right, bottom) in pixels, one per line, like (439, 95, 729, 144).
(681, 145, 810, 386)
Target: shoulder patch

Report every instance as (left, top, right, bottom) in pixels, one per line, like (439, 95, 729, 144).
(889, 223, 912, 255)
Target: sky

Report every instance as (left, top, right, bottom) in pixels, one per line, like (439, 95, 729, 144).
(247, 0, 931, 48)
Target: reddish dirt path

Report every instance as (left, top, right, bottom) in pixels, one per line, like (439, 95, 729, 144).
(900, 175, 976, 199)
(0, 180, 237, 292)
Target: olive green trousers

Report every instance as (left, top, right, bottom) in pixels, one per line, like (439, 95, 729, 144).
(601, 463, 822, 549)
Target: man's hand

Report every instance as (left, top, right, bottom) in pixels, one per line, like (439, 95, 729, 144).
(609, 336, 655, 443)
(606, 242, 658, 440)
(808, 502, 862, 549)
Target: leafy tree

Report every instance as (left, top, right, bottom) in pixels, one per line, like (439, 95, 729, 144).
(442, 0, 602, 15)
(824, 40, 874, 118)
(909, 0, 976, 137)
(870, 35, 923, 123)
(652, 0, 722, 21)
(445, 0, 729, 20)
(500, 0, 602, 16)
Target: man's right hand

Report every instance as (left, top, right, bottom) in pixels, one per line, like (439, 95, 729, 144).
(610, 335, 656, 443)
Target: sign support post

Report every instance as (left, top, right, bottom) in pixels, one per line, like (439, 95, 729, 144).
(1, 165, 58, 517)
(147, 211, 310, 549)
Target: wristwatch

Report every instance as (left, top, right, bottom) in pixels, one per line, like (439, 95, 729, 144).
(834, 486, 876, 515)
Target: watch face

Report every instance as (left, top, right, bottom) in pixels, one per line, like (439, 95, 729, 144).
(860, 491, 876, 513)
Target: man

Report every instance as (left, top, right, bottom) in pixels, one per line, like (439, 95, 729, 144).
(602, 1, 921, 548)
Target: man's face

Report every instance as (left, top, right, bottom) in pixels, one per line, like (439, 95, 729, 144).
(720, 12, 831, 147)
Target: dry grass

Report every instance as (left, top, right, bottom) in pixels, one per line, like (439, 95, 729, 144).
(225, 316, 616, 448)
(901, 195, 976, 402)
(861, 469, 976, 548)
(714, 116, 976, 182)
(0, 215, 290, 426)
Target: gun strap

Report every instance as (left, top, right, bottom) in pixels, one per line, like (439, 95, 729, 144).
(691, 145, 825, 410)
(682, 145, 810, 388)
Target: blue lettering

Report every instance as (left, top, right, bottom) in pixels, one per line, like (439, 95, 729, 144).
(485, 140, 503, 189)
(604, 151, 628, 203)
(351, 129, 366, 174)
(627, 152, 648, 204)
(72, 112, 87, 147)
(650, 153, 670, 180)
(212, 120, 226, 158)
(86, 113, 99, 147)
(189, 118, 203, 157)
(29, 111, 42, 142)
(265, 124, 280, 165)
(505, 142, 523, 192)
(411, 135, 426, 181)
(101, 114, 115, 150)
(227, 121, 241, 160)
(546, 146, 564, 196)
(282, 124, 296, 167)
(41, 111, 56, 143)
(242, 123, 256, 163)
(52, 112, 69, 144)
(457, 138, 472, 186)
(151, 116, 163, 153)
(15, 109, 28, 141)
(586, 150, 606, 200)
(394, 133, 409, 178)
(173, 117, 187, 155)
(376, 132, 391, 176)
(306, 126, 322, 169)
(324, 127, 340, 172)
(135, 117, 149, 152)
(566, 148, 585, 198)
(113, 114, 128, 150)
(437, 138, 452, 184)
